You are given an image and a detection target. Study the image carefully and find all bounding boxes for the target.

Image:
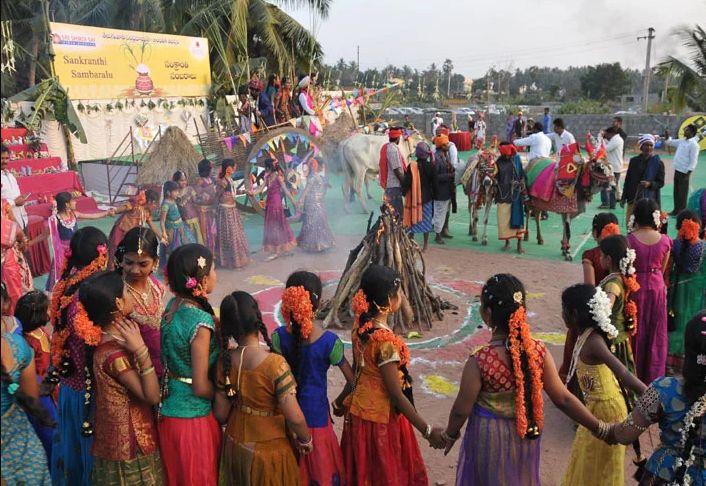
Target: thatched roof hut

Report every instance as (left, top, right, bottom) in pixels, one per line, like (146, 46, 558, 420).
(137, 126, 201, 184)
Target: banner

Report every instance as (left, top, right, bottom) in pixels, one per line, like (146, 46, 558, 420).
(50, 22, 211, 100)
(678, 114, 706, 150)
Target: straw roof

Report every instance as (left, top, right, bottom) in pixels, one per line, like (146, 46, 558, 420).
(137, 126, 201, 184)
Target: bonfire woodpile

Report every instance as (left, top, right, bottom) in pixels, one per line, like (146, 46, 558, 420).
(319, 205, 444, 333)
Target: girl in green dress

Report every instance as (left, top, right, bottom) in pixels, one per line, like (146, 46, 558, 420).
(667, 210, 705, 370)
(160, 181, 196, 265)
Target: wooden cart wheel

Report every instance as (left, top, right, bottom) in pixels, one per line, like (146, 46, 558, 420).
(240, 126, 323, 218)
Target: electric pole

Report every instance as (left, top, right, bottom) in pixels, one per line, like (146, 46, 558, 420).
(638, 27, 655, 112)
(356, 45, 360, 85)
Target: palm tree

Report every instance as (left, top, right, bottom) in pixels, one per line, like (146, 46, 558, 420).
(1, 0, 329, 96)
(659, 24, 706, 112)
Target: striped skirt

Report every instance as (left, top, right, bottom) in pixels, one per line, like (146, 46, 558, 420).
(409, 201, 434, 234)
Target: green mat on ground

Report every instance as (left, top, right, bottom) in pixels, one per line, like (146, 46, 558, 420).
(33, 151, 706, 288)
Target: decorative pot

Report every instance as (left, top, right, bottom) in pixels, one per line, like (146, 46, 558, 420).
(135, 73, 154, 95)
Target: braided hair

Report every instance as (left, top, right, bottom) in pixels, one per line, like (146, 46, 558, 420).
(15, 291, 49, 334)
(281, 271, 322, 382)
(357, 265, 402, 331)
(165, 244, 215, 317)
(561, 284, 611, 341)
(591, 212, 619, 239)
(219, 291, 272, 398)
(674, 312, 706, 484)
(481, 274, 543, 439)
(675, 210, 702, 274)
(54, 227, 109, 333)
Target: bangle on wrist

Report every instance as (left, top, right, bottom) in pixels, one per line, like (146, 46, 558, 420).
(297, 435, 312, 446)
(423, 424, 432, 440)
(135, 347, 149, 360)
(139, 366, 155, 377)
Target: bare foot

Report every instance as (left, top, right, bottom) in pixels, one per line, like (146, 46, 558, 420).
(501, 244, 509, 252)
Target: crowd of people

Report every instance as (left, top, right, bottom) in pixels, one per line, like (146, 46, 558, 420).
(1, 92, 704, 485)
(1, 212, 704, 485)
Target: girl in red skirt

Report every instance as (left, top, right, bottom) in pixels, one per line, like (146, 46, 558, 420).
(273, 271, 355, 485)
(159, 244, 222, 485)
(340, 265, 445, 486)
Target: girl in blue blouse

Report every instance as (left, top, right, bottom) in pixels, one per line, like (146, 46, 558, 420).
(272, 271, 355, 486)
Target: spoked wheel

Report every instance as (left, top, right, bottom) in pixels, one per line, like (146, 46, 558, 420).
(239, 127, 322, 217)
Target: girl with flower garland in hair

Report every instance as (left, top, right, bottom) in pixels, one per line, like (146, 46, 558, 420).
(159, 243, 221, 485)
(561, 213, 622, 385)
(15, 290, 56, 460)
(215, 159, 250, 269)
(605, 311, 705, 486)
(115, 227, 166, 379)
(441, 274, 604, 485)
(49, 226, 109, 486)
(214, 290, 312, 485)
(272, 271, 355, 485)
(160, 181, 197, 266)
(628, 198, 672, 384)
(560, 284, 647, 485)
(80, 271, 164, 485)
(341, 264, 443, 486)
(667, 210, 705, 371)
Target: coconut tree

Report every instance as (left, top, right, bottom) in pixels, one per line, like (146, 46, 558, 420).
(659, 24, 706, 112)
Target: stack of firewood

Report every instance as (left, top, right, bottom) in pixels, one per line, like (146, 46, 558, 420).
(319, 205, 444, 333)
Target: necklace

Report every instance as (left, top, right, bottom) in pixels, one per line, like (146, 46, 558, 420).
(125, 279, 151, 304)
(102, 331, 126, 343)
(565, 328, 594, 384)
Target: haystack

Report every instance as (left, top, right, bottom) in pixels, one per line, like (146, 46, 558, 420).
(137, 126, 201, 184)
(319, 204, 444, 333)
(319, 112, 357, 173)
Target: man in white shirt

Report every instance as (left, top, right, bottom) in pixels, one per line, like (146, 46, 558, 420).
(512, 122, 552, 161)
(1, 145, 29, 228)
(431, 113, 443, 137)
(550, 118, 576, 156)
(666, 123, 700, 215)
(599, 126, 625, 209)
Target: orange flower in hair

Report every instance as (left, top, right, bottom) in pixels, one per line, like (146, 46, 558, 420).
(50, 328, 70, 367)
(599, 223, 620, 241)
(73, 301, 103, 346)
(50, 249, 108, 326)
(625, 300, 638, 335)
(507, 306, 544, 438)
(352, 289, 369, 316)
(369, 327, 410, 366)
(678, 219, 700, 244)
(281, 286, 314, 340)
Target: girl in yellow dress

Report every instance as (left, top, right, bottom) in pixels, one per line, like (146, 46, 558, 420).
(561, 284, 647, 486)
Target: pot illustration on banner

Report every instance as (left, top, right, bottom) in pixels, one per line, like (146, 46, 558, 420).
(123, 40, 153, 96)
(135, 64, 154, 95)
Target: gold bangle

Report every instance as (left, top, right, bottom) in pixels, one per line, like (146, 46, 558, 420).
(139, 366, 155, 377)
(135, 347, 149, 361)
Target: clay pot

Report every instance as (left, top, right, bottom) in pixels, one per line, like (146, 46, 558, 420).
(135, 73, 154, 95)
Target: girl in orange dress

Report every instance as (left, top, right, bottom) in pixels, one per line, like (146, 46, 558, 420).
(213, 291, 312, 485)
(341, 264, 444, 486)
(80, 271, 164, 485)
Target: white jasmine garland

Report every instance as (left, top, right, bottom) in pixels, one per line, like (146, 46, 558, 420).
(588, 287, 618, 340)
(653, 210, 662, 229)
(670, 394, 706, 486)
(619, 249, 637, 276)
(628, 214, 636, 233)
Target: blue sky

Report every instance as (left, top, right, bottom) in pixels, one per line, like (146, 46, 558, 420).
(284, 0, 706, 77)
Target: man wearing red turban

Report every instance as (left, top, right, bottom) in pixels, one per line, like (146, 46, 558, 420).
(379, 127, 407, 217)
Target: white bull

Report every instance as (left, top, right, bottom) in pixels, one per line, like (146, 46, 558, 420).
(339, 132, 423, 213)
